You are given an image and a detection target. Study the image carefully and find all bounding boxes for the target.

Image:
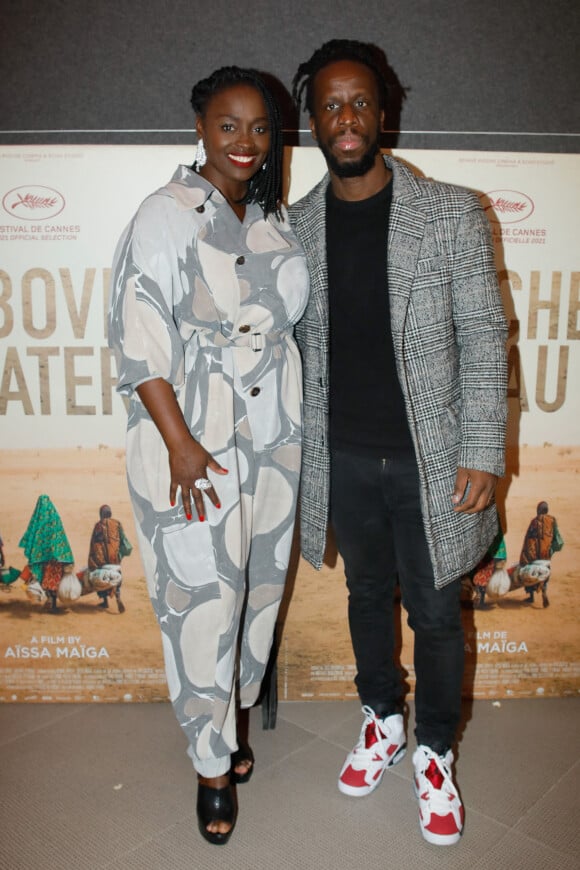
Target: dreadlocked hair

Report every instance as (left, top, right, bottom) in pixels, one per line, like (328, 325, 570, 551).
(191, 66, 282, 219)
(292, 39, 391, 116)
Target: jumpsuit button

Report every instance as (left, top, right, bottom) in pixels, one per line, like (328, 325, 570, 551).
(250, 387, 261, 397)
(195, 204, 205, 213)
(236, 255, 245, 265)
(239, 324, 251, 333)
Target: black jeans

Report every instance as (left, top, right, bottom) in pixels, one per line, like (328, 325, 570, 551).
(330, 448, 464, 753)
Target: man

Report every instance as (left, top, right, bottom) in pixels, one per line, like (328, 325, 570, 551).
(519, 500, 563, 606)
(289, 39, 507, 846)
(88, 504, 132, 612)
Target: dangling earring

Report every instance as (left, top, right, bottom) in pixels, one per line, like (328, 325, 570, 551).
(261, 161, 267, 172)
(194, 138, 207, 170)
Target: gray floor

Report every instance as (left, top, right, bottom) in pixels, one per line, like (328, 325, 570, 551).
(0, 697, 578, 869)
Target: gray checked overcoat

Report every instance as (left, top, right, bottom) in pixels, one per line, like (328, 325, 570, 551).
(288, 154, 508, 589)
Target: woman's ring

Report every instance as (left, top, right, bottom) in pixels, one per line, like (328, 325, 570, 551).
(194, 478, 212, 491)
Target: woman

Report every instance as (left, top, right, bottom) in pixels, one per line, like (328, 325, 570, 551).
(18, 494, 75, 612)
(108, 67, 309, 844)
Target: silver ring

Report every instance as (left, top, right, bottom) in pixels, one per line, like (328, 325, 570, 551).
(194, 477, 212, 491)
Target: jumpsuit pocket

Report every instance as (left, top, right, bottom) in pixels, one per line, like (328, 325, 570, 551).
(161, 520, 219, 588)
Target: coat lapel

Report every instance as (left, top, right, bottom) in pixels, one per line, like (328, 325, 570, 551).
(298, 177, 330, 339)
(296, 158, 429, 357)
(386, 156, 427, 354)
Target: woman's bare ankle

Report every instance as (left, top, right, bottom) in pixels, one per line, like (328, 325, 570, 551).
(198, 773, 230, 789)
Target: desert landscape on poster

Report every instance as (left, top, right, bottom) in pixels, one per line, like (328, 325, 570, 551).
(0, 444, 577, 702)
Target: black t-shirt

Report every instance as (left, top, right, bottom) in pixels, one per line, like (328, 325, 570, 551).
(326, 180, 414, 457)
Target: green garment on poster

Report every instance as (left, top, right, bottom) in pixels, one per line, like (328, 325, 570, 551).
(551, 523, 564, 555)
(1, 567, 22, 584)
(119, 526, 133, 559)
(18, 494, 74, 582)
(484, 524, 507, 561)
(489, 530, 507, 561)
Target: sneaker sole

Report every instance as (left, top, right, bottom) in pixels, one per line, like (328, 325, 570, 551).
(418, 826, 462, 846)
(338, 744, 407, 797)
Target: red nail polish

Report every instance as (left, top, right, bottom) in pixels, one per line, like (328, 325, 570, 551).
(215, 502, 221, 510)
(186, 512, 192, 521)
(199, 515, 205, 522)
(170, 500, 175, 507)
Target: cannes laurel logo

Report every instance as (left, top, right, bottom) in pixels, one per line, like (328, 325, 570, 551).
(481, 189, 535, 224)
(2, 185, 66, 220)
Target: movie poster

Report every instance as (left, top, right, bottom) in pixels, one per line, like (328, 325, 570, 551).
(0, 146, 578, 703)
(0, 146, 181, 702)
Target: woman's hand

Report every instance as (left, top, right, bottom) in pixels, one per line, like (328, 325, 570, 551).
(136, 378, 228, 521)
(168, 437, 227, 521)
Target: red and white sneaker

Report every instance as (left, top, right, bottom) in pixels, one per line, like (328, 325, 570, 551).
(338, 705, 406, 797)
(412, 745, 464, 845)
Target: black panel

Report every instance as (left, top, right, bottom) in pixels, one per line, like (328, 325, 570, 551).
(1, 0, 578, 152)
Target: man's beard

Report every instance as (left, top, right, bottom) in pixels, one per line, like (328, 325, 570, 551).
(318, 135, 380, 178)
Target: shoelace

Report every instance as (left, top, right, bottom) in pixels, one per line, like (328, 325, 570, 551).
(359, 706, 388, 751)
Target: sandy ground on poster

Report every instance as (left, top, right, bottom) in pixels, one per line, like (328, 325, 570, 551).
(0, 445, 578, 702)
(0, 448, 167, 702)
(1, 146, 578, 702)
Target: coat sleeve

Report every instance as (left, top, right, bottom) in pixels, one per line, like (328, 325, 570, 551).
(452, 192, 508, 476)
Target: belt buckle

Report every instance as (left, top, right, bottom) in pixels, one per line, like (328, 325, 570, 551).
(251, 333, 263, 352)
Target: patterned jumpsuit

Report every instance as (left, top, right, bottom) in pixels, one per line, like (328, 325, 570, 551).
(109, 166, 309, 776)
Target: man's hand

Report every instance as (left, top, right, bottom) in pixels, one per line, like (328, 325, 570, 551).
(452, 467, 497, 514)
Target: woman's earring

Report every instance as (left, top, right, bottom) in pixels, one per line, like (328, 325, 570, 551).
(194, 138, 207, 170)
(261, 161, 267, 171)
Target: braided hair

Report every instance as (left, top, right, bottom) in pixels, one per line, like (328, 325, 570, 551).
(191, 66, 282, 218)
(292, 39, 391, 116)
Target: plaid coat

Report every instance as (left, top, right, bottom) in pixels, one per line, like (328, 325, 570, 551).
(289, 155, 508, 588)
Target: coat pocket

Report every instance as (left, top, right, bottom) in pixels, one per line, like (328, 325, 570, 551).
(415, 255, 449, 277)
(439, 399, 462, 454)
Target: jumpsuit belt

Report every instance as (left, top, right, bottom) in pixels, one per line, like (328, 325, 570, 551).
(194, 328, 290, 352)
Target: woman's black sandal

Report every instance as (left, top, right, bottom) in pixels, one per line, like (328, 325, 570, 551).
(230, 740, 255, 785)
(196, 780, 236, 845)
